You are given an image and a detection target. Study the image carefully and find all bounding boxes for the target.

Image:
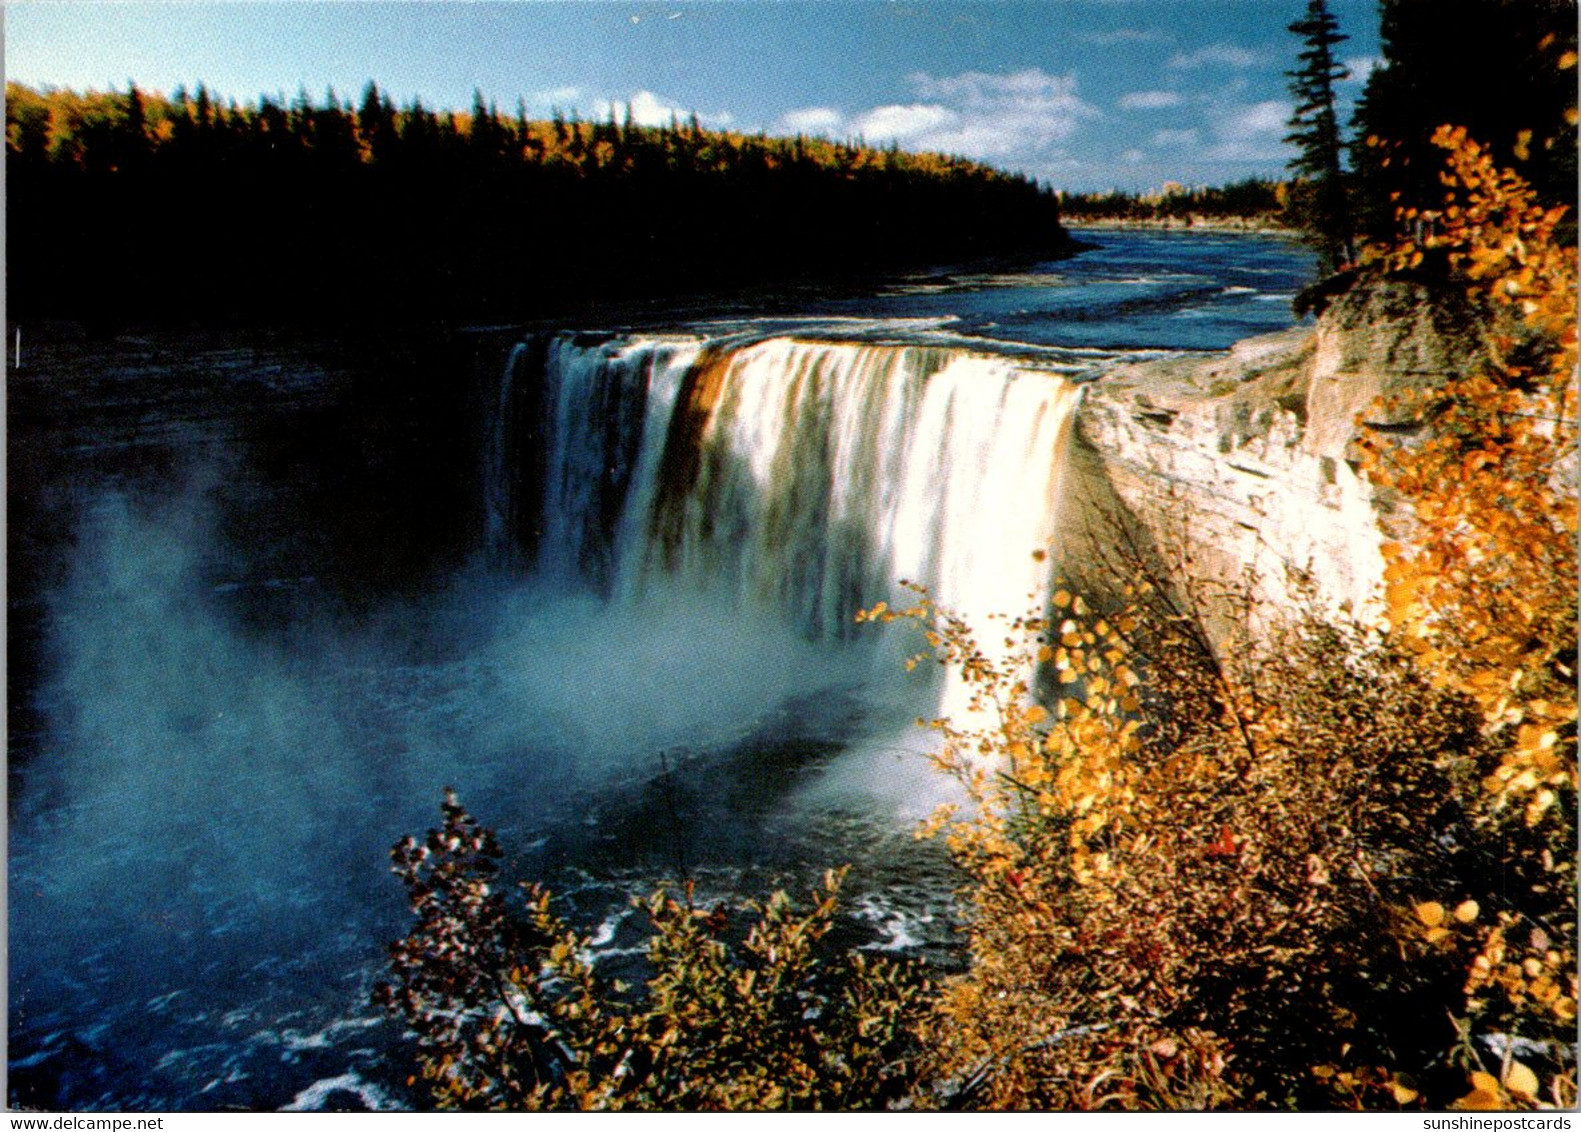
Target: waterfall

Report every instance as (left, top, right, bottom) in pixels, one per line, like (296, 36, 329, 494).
(490, 332, 1087, 719)
(483, 341, 529, 566)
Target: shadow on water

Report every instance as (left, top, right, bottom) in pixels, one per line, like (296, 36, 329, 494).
(8, 232, 1322, 1111)
(9, 405, 937, 1109)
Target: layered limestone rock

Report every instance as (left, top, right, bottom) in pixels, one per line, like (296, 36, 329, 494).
(1065, 279, 1490, 636)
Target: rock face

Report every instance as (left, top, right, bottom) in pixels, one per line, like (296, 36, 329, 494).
(1065, 279, 1489, 636)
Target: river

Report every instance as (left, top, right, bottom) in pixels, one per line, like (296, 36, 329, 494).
(7, 228, 1317, 1111)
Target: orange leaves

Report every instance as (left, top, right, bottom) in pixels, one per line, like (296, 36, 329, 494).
(1412, 900, 1457, 945)
(1454, 1071, 1507, 1109)
(1353, 136, 1576, 1111)
(1358, 125, 1577, 830)
(1503, 1062, 1541, 1102)
(880, 579, 1149, 902)
(1452, 1064, 1544, 1110)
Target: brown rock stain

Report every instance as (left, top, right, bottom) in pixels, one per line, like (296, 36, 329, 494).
(650, 343, 738, 567)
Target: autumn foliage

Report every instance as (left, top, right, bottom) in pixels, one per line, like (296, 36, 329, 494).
(877, 127, 1576, 1111)
(1357, 124, 1577, 1108)
(6, 80, 1070, 325)
(379, 134, 1575, 1111)
(377, 790, 928, 1110)
(1360, 125, 1577, 820)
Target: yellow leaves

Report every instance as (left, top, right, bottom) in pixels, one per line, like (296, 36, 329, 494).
(1455, 1071, 1506, 1110)
(880, 541, 1572, 1110)
(1453, 1063, 1543, 1109)
(1503, 1061, 1540, 1101)
(1362, 127, 1577, 879)
(1413, 901, 1456, 944)
(1516, 723, 1559, 754)
(1524, 788, 1556, 826)
(1389, 1077, 1420, 1105)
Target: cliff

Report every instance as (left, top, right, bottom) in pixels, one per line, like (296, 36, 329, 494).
(1065, 278, 1492, 635)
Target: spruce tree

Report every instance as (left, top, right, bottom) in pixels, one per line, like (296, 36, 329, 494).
(1285, 0, 1354, 272)
(1351, 0, 1577, 245)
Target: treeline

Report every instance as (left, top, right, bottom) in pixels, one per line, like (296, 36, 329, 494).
(1059, 177, 1289, 226)
(6, 81, 1073, 325)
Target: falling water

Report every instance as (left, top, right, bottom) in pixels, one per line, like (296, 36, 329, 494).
(498, 333, 1092, 720)
(9, 231, 1324, 1112)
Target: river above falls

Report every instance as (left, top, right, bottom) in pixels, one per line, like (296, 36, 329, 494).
(7, 229, 1318, 1111)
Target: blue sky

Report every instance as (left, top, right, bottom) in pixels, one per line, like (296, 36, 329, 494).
(5, 1, 1382, 192)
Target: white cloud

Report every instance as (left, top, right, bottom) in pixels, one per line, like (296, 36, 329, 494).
(1203, 99, 1290, 161)
(1167, 44, 1264, 69)
(593, 90, 731, 129)
(1339, 56, 1380, 85)
(534, 86, 582, 109)
(764, 68, 1099, 179)
(881, 68, 1100, 158)
(853, 102, 957, 141)
(1119, 90, 1183, 110)
(777, 106, 844, 135)
(1224, 100, 1289, 135)
(1081, 28, 1170, 46)
(1153, 128, 1200, 148)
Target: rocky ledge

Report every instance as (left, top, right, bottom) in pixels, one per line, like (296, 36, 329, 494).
(1066, 278, 1492, 635)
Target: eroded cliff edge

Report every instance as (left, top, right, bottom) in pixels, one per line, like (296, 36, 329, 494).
(1065, 279, 1492, 634)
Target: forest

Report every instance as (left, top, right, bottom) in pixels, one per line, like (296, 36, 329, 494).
(5, 0, 1576, 1113)
(371, 0, 1578, 1112)
(1058, 178, 1290, 227)
(5, 80, 1074, 325)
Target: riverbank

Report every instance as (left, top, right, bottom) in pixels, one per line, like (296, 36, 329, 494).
(1067, 215, 1295, 236)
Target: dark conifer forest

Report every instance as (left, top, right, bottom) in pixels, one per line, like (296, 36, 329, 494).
(1350, 0, 1577, 243)
(6, 81, 1075, 325)
(1057, 177, 1290, 225)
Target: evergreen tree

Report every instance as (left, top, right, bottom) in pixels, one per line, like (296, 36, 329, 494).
(5, 78, 1075, 322)
(1351, 0, 1577, 243)
(358, 81, 399, 163)
(1284, 0, 1354, 271)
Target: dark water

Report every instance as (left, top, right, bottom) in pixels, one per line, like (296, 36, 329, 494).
(7, 230, 1318, 1112)
(810, 226, 1317, 351)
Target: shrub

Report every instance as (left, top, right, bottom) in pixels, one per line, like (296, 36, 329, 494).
(867, 562, 1510, 1109)
(1357, 124, 1577, 1109)
(375, 790, 930, 1111)
(378, 129, 1574, 1113)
